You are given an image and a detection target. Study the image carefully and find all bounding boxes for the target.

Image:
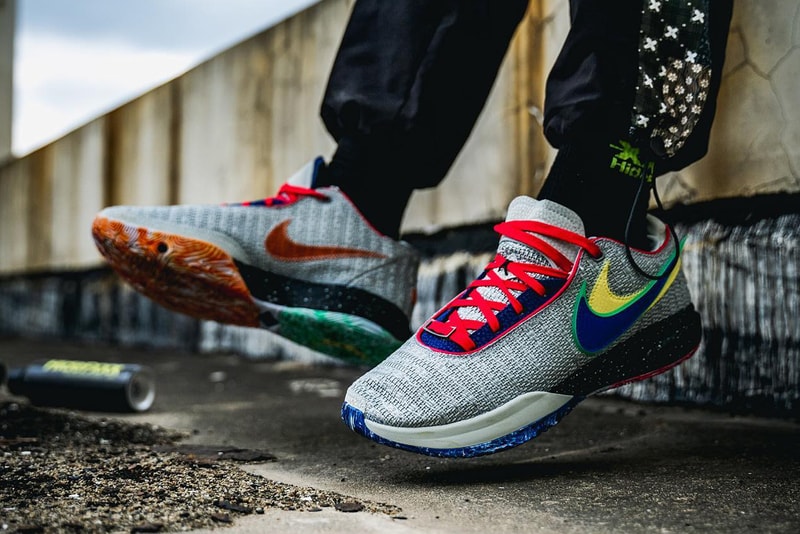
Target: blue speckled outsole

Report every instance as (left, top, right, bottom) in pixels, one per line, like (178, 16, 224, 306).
(341, 397, 584, 458)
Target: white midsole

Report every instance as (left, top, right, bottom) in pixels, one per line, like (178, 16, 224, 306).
(363, 391, 574, 450)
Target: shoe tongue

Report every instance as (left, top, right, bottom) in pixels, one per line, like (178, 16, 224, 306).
(286, 157, 325, 188)
(451, 197, 585, 329)
(500, 197, 585, 265)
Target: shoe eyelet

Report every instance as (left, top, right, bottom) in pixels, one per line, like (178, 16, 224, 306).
(591, 250, 605, 261)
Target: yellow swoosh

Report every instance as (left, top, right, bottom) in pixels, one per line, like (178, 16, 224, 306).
(587, 257, 682, 315)
(648, 256, 682, 311)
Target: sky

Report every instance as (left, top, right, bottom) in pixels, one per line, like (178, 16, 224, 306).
(12, 0, 317, 156)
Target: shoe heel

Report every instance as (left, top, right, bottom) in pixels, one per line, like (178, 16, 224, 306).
(92, 217, 260, 327)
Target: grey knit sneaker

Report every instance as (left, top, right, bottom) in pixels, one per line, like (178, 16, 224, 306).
(342, 197, 700, 456)
(91, 158, 419, 365)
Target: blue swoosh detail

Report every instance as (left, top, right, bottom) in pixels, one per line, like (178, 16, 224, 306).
(573, 260, 674, 354)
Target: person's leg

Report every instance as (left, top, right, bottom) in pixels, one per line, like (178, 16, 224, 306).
(343, 0, 734, 457)
(537, 0, 649, 247)
(317, 0, 530, 238)
(539, 0, 733, 249)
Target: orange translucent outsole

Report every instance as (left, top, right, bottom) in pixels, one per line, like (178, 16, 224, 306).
(91, 216, 260, 327)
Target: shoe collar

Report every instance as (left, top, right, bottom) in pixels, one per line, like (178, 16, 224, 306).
(286, 156, 326, 189)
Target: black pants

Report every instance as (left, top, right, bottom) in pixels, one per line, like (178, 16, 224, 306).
(320, 0, 734, 189)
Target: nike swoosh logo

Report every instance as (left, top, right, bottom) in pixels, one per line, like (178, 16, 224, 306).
(572, 251, 680, 354)
(265, 219, 387, 261)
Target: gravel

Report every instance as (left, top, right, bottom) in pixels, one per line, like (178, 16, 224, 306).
(0, 401, 401, 533)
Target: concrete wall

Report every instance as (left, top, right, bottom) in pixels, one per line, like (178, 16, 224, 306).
(0, 119, 107, 273)
(1, 0, 798, 274)
(0, 0, 14, 162)
(660, 0, 800, 203)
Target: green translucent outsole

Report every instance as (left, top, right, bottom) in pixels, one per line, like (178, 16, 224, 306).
(276, 308, 405, 366)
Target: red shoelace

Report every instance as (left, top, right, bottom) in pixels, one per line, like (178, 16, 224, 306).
(263, 183, 328, 206)
(424, 220, 602, 351)
(234, 183, 328, 207)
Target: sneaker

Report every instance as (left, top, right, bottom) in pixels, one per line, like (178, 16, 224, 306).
(342, 196, 701, 457)
(91, 158, 419, 365)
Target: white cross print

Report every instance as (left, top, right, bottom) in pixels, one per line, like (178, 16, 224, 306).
(664, 26, 678, 39)
(644, 37, 658, 52)
(691, 9, 705, 23)
(659, 102, 669, 114)
(649, 0, 662, 12)
(636, 115, 650, 127)
(644, 74, 654, 88)
(686, 50, 698, 63)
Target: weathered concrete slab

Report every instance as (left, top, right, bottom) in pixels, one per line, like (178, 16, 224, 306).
(0, 0, 13, 162)
(107, 84, 176, 207)
(48, 119, 107, 270)
(1, 338, 798, 533)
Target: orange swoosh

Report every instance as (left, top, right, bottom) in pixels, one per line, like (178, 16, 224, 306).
(265, 219, 387, 261)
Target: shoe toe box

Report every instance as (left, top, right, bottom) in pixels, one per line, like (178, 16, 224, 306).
(344, 340, 504, 429)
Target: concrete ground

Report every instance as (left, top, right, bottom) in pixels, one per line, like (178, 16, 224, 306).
(2, 337, 799, 533)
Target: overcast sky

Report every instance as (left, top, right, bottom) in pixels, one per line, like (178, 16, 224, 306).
(12, 0, 317, 155)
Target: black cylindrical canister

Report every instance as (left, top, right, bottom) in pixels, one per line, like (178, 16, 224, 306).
(6, 359, 156, 412)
